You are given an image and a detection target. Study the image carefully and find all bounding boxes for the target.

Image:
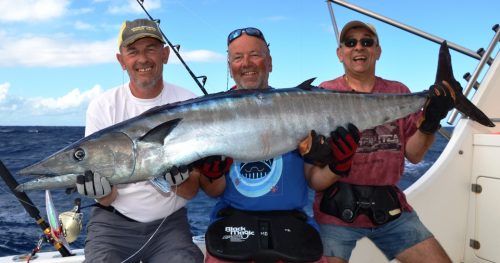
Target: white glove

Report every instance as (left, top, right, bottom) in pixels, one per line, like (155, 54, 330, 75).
(164, 165, 190, 186)
(76, 171, 112, 199)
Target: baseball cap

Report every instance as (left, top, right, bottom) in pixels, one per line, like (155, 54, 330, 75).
(118, 19, 166, 48)
(339, 20, 379, 45)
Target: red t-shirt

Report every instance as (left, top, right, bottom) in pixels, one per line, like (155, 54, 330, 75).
(314, 76, 421, 228)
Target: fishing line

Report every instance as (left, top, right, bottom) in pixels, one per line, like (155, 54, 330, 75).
(0, 184, 39, 209)
(119, 186, 181, 263)
(136, 0, 208, 95)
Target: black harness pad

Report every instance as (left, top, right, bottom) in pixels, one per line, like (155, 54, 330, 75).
(320, 182, 402, 225)
(205, 208, 323, 262)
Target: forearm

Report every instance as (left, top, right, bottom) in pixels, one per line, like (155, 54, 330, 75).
(173, 171, 200, 200)
(304, 163, 340, 191)
(199, 174, 226, 197)
(405, 129, 436, 163)
(96, 186, 118, 206)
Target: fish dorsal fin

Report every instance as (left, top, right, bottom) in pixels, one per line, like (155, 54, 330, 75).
(297, 78, 317, 90)
(139, 118, 182, 144)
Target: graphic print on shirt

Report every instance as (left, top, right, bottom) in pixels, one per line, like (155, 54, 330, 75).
(229, 157, 283, 197)
(357, 122, 401, 153)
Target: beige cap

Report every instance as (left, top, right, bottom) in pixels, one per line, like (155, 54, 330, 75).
(118, 19, 165, 48)
(339, 20, 379, 45)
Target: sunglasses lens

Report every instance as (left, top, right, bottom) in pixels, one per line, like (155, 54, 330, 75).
(343, 38, 375, 48)
(344, 39, 357, 47)
(227, 29, 242, 45)
(227, 27, 266, 46)
(244, 27, 262, 37)
(361, 38, 375, 47)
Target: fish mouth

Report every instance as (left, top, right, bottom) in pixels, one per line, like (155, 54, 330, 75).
(17, 131, 137, 183)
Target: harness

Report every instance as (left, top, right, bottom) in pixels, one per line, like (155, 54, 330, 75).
(320, 182, 402, 225)
(205, 207, 323, 262)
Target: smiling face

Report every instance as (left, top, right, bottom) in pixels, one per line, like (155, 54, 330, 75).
(337, 27, 381, 78)
(228, 34, 272, 90)
(116, 37, 169, 98)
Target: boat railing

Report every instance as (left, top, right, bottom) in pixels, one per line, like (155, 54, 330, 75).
(326, 0, 499, 129)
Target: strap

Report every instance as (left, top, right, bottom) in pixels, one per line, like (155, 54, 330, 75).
(93, 203, 138, 223)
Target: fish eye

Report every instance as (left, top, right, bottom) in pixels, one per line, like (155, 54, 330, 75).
(73, 148, 85, 161)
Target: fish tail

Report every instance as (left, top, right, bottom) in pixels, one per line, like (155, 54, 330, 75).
(436, 41, 495, 127)
(453, 88, 495, 127)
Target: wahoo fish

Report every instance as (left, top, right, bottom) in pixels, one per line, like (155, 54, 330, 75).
(16, 42, 494, 192)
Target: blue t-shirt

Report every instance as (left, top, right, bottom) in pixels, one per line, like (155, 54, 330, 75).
(210, 150, 317, 228)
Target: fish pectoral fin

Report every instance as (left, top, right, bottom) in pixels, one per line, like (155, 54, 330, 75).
(139, 118, 182, 144)
(150, 177, 171, 193)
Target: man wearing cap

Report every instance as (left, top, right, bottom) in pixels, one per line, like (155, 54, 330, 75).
(303, 21, 452, 262)
(198, 27, 329, 263)
(79, 18, 204, 262)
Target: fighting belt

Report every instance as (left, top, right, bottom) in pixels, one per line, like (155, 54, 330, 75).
(205, 207, 323, 262)
(320, 182, 402, 225)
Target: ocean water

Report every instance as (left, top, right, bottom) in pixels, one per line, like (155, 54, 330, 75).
(0, 126, 449, 256)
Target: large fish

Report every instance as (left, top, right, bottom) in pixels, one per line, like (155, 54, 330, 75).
(16, 42, 494, 192)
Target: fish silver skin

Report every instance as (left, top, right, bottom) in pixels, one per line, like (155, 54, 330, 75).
(16, 85, 426, 191)
(16, 42, 494, 192)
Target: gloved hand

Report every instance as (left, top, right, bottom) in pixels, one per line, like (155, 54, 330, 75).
(418, 82, 455, 134)
(192, 156, 233, 180)
(164, 165, 190, 186)
(76, 170, 112, 199)
(301, 124, 360, 177)
(301, 130, 333, 166)
(327, 124, 361, 177)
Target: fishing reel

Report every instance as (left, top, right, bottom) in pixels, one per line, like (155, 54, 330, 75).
(58, 198, 83, 243)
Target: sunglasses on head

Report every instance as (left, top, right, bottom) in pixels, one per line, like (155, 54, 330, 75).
(227, 27, 267, 46)
(343, 38, 375, 48)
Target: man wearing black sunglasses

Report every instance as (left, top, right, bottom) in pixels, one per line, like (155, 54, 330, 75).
(304, 21, 452, 263)
(201, 27, 326, 263)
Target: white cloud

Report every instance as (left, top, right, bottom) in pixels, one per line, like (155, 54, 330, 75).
(0, 31, 224, 67)
(0, 82, 9, 102)
(74, 21, 95, 31)
(108, 0, 161, 14)
(0, 83, 102, 125)
(0, 36, 117, 67)
(266, 16, 287, 22)
(30, 85, 103, 112)
(0, 0, 70, 22)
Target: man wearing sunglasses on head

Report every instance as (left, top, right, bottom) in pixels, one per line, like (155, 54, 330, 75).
(303, 21, 453, 262)
(200, 27, 327, 263)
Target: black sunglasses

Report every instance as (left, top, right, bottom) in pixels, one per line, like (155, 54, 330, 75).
(227, 27, 267, 46)
(343, 38, 375, 48)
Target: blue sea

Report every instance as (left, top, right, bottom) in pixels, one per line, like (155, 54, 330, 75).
(0, 126, 449, 256)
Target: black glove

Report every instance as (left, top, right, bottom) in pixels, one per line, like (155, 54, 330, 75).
(76, 170, 112, 199)
(301, 130, 333, 166)
(164, 165, 190, 186)
(302, 124, 360, 177)
(192, 156, 233, 180)
(419, 83, 455, 134)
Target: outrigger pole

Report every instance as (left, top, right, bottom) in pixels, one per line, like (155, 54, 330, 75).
(0, 160, 72, 258)
(136, 0, 209, 95)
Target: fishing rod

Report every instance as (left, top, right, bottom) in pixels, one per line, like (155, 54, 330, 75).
(0, 160, 73, 258)
(136, 0, 209, 95)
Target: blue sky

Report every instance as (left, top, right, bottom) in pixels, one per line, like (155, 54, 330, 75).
(0, 0, 498, 126)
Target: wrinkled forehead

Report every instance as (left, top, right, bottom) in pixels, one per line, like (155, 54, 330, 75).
(228, 34, 269, 55)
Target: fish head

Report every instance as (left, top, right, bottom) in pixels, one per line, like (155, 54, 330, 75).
(18, 131, 136, 182)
